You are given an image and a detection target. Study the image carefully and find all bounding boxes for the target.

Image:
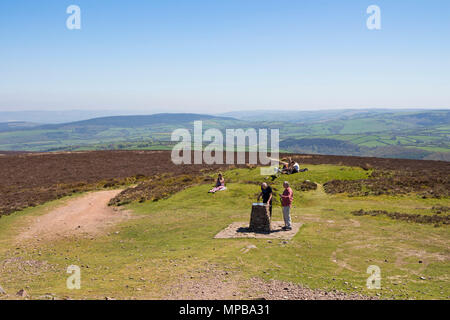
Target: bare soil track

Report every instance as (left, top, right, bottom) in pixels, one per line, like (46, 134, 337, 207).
(17, 190, 128, 242)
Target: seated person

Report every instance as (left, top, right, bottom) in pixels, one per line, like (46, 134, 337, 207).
(291, 161, 309, 173)
(279, 157, 292, 174)
(291, 161, 300, 174)
(208, 173, 227, 193)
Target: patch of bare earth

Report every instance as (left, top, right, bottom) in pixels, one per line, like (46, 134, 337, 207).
(0, 257, 57, 276)
(214, 221, 303, 239)
(165, 266, 245, 300)
(248, 278, 378, 300)
(17, 190, 131, 243)
(165, 264, 377, 300)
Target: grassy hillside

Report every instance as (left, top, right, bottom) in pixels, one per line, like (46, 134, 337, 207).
(0, 164, 448, 300)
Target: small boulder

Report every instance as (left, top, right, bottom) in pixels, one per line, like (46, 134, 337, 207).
(16, 289, 28, 298)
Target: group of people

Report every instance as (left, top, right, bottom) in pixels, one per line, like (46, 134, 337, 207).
(257, 181, 293, 231)
(208, 172, 294, 231)
(278, 157, 307, 175)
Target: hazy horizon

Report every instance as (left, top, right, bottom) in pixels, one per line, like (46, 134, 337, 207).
(1, 106, 449, 113)
(1, 107, 449, 125)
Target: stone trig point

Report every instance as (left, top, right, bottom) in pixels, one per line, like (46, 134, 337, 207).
(249, 203, 271, 233)
(214, 203, 303, 239)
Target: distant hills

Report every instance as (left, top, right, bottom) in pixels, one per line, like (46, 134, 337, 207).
(0, 110, 134, 124)
(42, 113, 237, 129)
(0, 109, 448, 161)
(220, 109, 435, 123)
(0, 121, 40, 132)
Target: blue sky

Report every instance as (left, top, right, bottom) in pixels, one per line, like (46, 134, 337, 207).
(0, 0, 449, 112)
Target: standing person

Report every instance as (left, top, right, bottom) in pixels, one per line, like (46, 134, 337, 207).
(280, 181, 293, 230)
(257, 182, 273, 217)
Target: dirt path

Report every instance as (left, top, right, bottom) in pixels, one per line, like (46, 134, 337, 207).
(165, 263, 377, 300)
(17, 190, 130, 242)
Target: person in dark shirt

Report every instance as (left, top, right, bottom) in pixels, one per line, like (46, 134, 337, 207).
(257, 182, 273, 217)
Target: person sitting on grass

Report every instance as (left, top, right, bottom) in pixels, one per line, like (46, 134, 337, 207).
(208, 173, 227, 193)
(279, 157, 292, 174)
(257, 182, 273, 217)
(287, 160, 308, 174)
(272, 158, 298, 180)
(290, 160, 300, 174)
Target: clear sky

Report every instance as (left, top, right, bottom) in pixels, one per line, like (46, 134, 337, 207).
(1, 0, 449, 113)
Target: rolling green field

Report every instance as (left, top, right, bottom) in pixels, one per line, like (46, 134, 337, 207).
(0, 164, 448, 300)
(0, 110, 449, 160)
